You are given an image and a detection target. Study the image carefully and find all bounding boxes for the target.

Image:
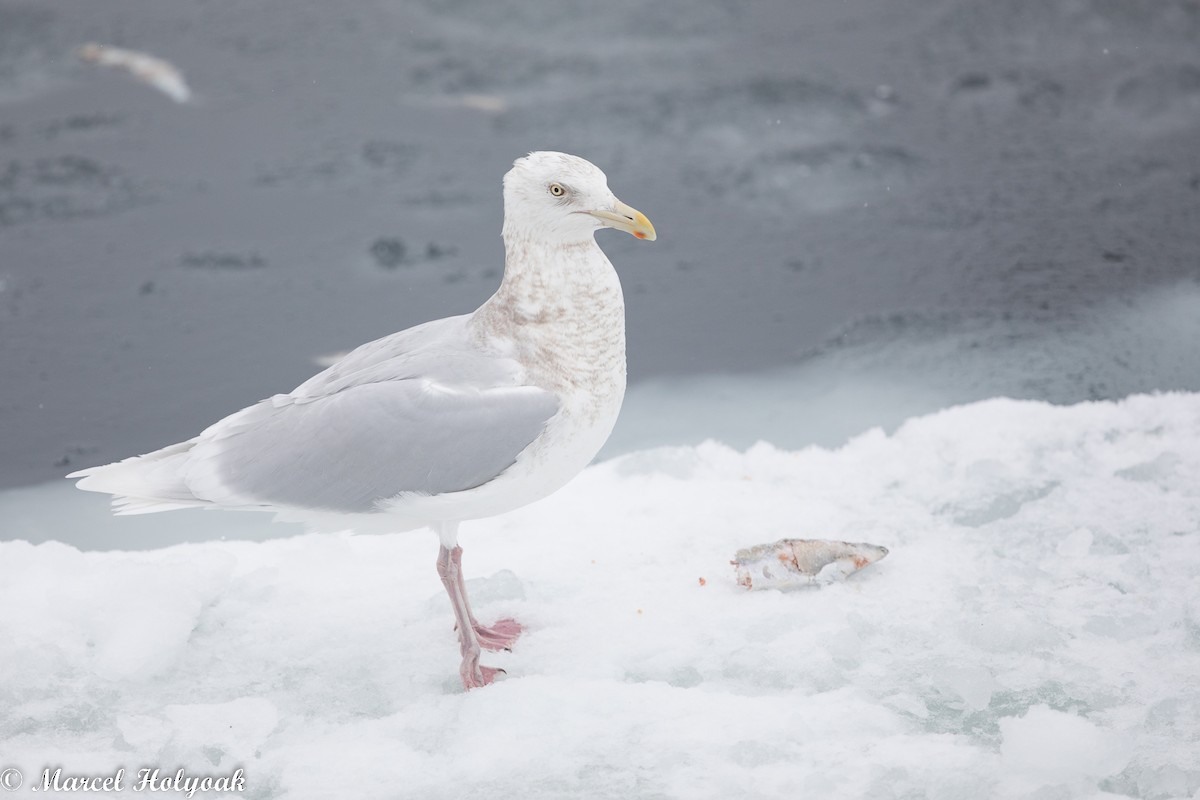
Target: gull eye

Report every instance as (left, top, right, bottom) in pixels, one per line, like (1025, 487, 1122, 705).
(548, 183, 566, 197)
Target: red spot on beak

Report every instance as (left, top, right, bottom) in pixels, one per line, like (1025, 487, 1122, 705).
(634, 232, 646, 239)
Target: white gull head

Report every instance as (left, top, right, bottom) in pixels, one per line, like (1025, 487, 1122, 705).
(502, 151, 656, 245)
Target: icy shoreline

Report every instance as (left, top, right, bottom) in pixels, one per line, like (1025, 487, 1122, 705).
(3, 394, 1198, 799)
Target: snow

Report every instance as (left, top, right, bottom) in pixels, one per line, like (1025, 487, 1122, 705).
(3, 392, 1200, 799)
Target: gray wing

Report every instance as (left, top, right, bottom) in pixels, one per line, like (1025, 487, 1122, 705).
(186, 379, 559, 513)
(179, 313, 559, 513)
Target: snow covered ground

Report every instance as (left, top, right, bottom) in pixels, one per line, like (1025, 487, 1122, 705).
(3, 392, 1199, 799)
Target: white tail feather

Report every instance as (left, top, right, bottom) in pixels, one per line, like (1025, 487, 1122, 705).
(110, 495, 202, 515)
(68, 439, 205, 513)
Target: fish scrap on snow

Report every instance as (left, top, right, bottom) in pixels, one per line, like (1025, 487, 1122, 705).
(732, 538, 889, 590)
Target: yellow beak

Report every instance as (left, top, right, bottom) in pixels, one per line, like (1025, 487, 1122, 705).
(586, 200, 657, 241)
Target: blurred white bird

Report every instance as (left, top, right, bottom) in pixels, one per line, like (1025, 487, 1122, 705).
(70, 151, 656, 689)
(78, 43, 192, 103)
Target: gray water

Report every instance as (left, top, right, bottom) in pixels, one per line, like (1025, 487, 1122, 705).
(2, 0, 1198, 492)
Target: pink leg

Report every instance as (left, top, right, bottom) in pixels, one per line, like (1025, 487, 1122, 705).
(450, 545, 524, 652)
(436, 544, 503, 689)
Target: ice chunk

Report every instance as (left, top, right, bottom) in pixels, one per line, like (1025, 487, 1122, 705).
(464, 569, 526, 604)
(938, 664, 996, 711)
(999, 705, 1130, 784)
(1056, 528, 1094, 558)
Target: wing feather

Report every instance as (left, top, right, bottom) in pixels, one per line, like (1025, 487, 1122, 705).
(187, 379, 558, 513)
(71, 311, 557, 515)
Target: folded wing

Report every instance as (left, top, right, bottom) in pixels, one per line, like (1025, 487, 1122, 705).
(189, 380, 558, 513)
(70, 314, 560, 514)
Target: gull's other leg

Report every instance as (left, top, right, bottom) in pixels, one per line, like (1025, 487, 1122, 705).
(449, 545, 523, 652)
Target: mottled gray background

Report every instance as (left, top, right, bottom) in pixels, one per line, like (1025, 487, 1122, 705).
(2, 0, 1199, 493)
